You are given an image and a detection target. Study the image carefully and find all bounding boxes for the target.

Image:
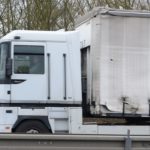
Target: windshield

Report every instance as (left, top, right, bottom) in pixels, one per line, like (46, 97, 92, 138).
(0, 43, 10, 80)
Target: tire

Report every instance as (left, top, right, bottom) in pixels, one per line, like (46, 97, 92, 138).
(14, 120, 50, 133)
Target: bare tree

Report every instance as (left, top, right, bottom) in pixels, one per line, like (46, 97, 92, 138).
(0, 0, 150, 37)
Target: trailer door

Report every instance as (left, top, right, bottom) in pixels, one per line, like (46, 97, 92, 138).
(10, 42, 47, 103)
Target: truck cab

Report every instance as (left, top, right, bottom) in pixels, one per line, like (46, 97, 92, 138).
(0, 30, 81, 105)
(0, 30, 85, 133)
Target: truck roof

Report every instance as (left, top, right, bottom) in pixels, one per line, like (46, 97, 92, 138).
(76, 7, 150, 27)
(0, 30, 77, 42)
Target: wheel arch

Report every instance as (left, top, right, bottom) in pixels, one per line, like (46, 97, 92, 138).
(12, 116, 52, 133)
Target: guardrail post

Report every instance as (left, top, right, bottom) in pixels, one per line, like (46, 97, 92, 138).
(124, 130, 132, 150)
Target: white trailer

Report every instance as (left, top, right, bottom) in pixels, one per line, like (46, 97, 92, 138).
(76, 8, 150, 119)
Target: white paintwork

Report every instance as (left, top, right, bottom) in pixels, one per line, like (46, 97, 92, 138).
(1, 30, 67, 42)
(0, 30, 81, 104)
(11, 41, 47, 102)
(18, 107, 48, 116)
(76, 21, 91, 49)
(0, 85, 10, 103)
(0, 107, 17, 125)
(48, 107, 69, 133)
(0, 107, 17, 133)
(69, 108, 98, 134)
(76, 8, 150, 115)
(48, 107, 68, 118)
(54, 119, 68, 132)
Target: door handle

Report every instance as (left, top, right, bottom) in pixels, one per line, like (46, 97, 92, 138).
(6, 110, 12, 113)
(11, 79, 26, 84)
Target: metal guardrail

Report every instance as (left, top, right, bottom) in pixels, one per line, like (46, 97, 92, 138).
(0, 132, 150, 150)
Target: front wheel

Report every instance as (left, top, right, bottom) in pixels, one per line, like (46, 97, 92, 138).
(14, 120, 50, 133)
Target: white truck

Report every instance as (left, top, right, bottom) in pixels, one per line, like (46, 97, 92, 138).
(0, 8, 150, 135)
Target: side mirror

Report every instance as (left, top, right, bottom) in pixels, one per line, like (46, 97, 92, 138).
(6, 58, 12, 77)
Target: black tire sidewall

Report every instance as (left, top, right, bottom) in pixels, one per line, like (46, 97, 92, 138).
(15, 120, 50, 133)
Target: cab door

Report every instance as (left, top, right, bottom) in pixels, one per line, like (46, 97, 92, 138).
(11, 42, 47, 103)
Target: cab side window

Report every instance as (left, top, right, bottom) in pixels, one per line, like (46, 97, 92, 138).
(14, 45, 44, 74)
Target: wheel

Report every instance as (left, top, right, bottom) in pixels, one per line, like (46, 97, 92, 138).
(14, 120, 50, 133)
